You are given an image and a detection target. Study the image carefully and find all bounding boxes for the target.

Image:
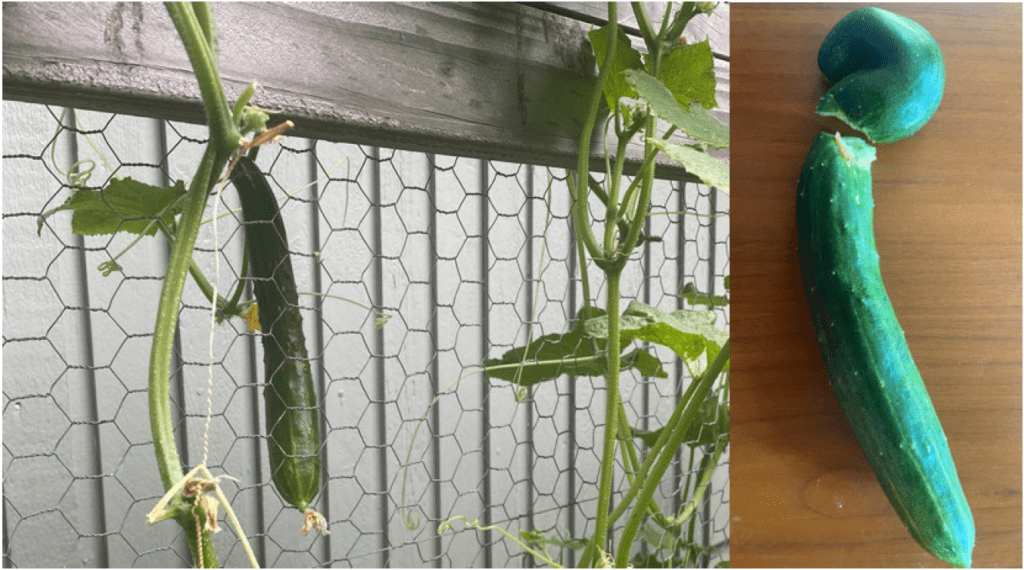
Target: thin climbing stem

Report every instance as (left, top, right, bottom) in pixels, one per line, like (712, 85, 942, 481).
(591, 266, 623, 562)
(573, 2, 618, 263)
(614, 340, 730, 567)
(148, 4, 246, 567)
(576, 237, 592, 311)
(578, 347, 705, 566)
(147, 145, 222, 569)
(164, 2, 239, 155)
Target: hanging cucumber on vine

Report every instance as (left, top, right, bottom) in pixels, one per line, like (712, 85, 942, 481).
(231, 150, 328, 535)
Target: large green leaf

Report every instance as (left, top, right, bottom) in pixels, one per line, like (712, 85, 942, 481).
(624, 70, 729, 149)
(659, 39, 718, 109)
(484, 307, 668, 387)
(648, 139, 729, 193)
(588, 24, 644, 110)
(584, 300, 727, 362)
(485, 329, 604, 386)
(622, 347, 669, 379)
(39, 177, 186, 236)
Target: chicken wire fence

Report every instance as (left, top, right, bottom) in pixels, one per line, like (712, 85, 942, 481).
(2, 101, 729, 568)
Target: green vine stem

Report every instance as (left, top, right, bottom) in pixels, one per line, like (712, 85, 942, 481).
(614, 340, 730, 567)
(582, 3, 663, 564)
(601, 113, 629, 256)
(224, 248, 249, 314)
(147, 146, 221, 568)
(631, 1, 659, 55)
(161, 226, 246, 321)
(440, 516, 564, 569)
(572, 2, 618, 264)
(591, 266, 623, 556)
(674, 435, 728, 527)
(575, 237, 592, 310)
(586, 175, 660, 245)
(164, 3, 239, 155)
(148, 4, 249, 567)
(190, 3, 219, 79)
(577, 339, 711, 567)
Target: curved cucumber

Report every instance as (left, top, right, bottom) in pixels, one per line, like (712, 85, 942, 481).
(232, 156, 321, 514)
(817, 7, 945, 143)
(797, 132, 974, 567)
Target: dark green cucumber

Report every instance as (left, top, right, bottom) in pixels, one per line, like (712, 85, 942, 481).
(797, 132, 974, 568)
(817, 7, 945, 144)
(232, 156, 320, 513)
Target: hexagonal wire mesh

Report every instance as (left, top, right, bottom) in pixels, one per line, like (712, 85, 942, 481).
(2, 102, 728, 568)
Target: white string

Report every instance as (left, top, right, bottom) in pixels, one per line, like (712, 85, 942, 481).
(201, 164, 234, 466)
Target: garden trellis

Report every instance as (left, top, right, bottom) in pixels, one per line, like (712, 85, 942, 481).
(2, 3, 729, 567)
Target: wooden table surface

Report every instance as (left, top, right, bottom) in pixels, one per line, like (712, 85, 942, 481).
(730, 4, 1022, 568)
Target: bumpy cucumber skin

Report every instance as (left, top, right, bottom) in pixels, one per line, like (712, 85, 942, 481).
(797, 133, 974, 568)
(233, 156, 320, 513)
(817, 7, 945, 144)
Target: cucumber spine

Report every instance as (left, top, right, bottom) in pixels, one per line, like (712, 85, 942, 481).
(797, 132, 974, 568)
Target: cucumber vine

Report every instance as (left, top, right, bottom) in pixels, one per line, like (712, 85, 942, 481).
(434, 3, 731, 567)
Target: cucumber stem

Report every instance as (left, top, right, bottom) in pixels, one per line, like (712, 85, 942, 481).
(591, 267, 623, 558)
(572, 2, 618, 264)
(615, 340, 729, 567)
(149, 4, 244, 567)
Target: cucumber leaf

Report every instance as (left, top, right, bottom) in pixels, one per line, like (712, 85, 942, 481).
(588, 24, 644, 110)
(485, 307, 668, 387)
(624, 69, 729, 149)
(38, 177, 186, 237)
(705, 340, 730, 373)
(622, 347, 669, 379)
(484, 328, 603, 385)
(678, 282, 730, 307)
(648, 139, 729, 193)
(583, 300, 727, 362)
(685, 396, 729, 448)
(658, 38, 718, 110)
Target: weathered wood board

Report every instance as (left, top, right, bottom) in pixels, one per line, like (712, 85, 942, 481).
(3, 2, 729, 179)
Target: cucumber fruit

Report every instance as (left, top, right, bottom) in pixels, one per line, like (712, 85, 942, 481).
(797, 132, 974, 568)
(232, 156, 321, 514)
(817, 7, 945, 144)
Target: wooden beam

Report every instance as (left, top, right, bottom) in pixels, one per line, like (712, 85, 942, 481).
(2, 2, 727, 178)
(527, 2, 730, 60)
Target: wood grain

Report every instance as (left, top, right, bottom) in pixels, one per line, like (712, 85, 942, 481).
(1, 2, 728, 179)
(731, 4, 1022, 568)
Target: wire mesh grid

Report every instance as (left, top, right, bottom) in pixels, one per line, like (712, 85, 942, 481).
(2, 101, 729, 568)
